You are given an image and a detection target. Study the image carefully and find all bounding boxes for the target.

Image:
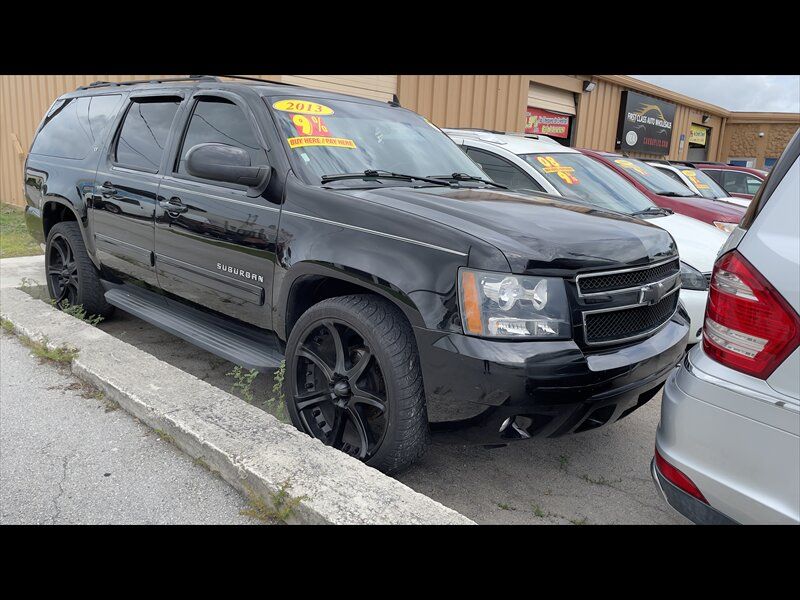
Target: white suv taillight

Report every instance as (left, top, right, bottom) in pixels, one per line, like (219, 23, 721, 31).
(703, 250, 800, 379)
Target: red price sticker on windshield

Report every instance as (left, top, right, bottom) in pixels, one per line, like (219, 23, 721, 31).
(292, 114, 331, 137)
(537, 156, 579, 185)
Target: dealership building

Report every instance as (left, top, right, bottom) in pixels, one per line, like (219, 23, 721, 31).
(2, 74, 798, 206)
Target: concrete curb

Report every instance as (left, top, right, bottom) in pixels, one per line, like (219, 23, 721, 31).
(0, 286, 473, 524)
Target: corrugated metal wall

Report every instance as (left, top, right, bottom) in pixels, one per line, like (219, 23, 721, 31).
(397, 75, 528, 132)
(0, 74, 398, 207)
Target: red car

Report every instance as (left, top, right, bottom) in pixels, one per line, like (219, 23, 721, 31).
(690, 162, 768, 201)
(580, 149, 745, 233)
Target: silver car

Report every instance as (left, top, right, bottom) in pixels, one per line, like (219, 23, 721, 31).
(653, 129, 800, 525)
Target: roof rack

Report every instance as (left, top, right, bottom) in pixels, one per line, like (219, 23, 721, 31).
(76, 74, 296, 91)
(77, 75, 221, 90)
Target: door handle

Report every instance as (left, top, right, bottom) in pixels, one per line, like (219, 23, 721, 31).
(98, 182, 117, 197)
(160, 196, 188, 215)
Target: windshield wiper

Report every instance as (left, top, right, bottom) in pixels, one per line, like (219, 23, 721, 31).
(429, 172, 508, 189)
(631, 206, 673, 217)
(657, 191, 693, 198)
(321, 170, 452, 187)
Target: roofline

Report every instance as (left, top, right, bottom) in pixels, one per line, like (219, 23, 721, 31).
(596, 75, 731, 117)
(726, 111, 800, 124)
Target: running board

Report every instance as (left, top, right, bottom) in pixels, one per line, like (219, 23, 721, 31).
(104, 285, 284, 372)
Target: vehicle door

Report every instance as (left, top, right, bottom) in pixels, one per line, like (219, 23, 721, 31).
(153, 90, 279, 329)
(92, 92, 185, 286)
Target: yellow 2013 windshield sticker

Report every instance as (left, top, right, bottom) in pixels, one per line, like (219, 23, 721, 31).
(273, 99, 334, 115)
(682, 169, 710, 189)
(537, 156, 579, 185)
(614, 159, 648, 176)
(287, 136, 356, 149)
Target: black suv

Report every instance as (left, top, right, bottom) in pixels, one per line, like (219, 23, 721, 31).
(24, 76, 689, 473)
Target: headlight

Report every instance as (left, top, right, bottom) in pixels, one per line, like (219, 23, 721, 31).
(680, 261, 708, 291)
(713, 221, 737, 234)
(458, 268, 570, 338)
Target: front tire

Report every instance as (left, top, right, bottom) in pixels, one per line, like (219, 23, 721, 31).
(285, 295, 428, 474)
(46, 221, 114, 318)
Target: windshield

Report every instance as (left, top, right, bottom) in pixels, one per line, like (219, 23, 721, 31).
(611, 157, 696, 197)
(679, 168, 729, 199)
(267, 96, 485, 186)
(519, 152, 654, 214)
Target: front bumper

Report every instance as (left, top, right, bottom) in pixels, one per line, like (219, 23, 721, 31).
(414, 311, 689, 444)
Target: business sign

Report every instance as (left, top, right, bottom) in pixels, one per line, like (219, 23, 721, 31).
(689, 125, 708, 146)
(525, 106, 570, 139)
(616, 91, 676, 155)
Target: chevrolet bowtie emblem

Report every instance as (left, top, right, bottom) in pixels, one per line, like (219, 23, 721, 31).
(639, 281, 666, 306)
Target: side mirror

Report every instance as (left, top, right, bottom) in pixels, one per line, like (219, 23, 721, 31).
(186, 143, 268, 188)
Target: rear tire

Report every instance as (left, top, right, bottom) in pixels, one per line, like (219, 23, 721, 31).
(46, 221, 115, 319)
(285, 294, 428, 474)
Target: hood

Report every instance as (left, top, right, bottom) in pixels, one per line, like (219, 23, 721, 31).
(343, 186, 678, 273)
(647, 212, 727, 272)
(718, 195, 751, 208)
(658, 194, 746, 222)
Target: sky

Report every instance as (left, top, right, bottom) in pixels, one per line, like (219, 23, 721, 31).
(631, 75, 800, 113)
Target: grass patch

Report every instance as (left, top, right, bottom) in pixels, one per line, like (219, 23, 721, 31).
(532, 503, 546, 518)
(19, 334, 78, 365)
(241, 480, 307, 524)
(568, 516, 590, 526)
(496, 502, 515, 511)
(0, 202, 42, 258)
(57, 300, 105, 326)
(558, 454, 570, 471)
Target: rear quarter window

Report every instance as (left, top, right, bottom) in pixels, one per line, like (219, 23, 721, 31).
(30, 94, 123, 160)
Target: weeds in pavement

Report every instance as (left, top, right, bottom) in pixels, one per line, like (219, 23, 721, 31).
(580, 473, 621, 486)
(1, 317, 14, 334)
(266, 359, 288, 421)
(497, 502, 515, 511)
(532, 503, 546, 518)
(56, 300, 104, 326)
(558, 454, 570, 471)
(227, 365, 259, 403)
(153, 428, 176, 445)
(19, 334, 78, 365)
(568, 516, 589, 525)
(241, 479, 307, 524)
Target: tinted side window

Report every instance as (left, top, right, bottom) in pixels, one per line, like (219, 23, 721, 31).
(115, 98, 181, 172)
(465, 148, 543, 191)
(703, 169, 724, 186)
(30, 95, 123, 160)
(177, 98, 266, 174)
(721, 171, 749, 194)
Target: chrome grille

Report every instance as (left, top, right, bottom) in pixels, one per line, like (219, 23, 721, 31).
(577, 258, 680, 295)
(584, 290, 679, 345)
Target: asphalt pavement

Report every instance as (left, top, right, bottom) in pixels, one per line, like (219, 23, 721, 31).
(0, 331, 259, 525)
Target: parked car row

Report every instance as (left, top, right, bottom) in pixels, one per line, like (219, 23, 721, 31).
(22, 77, 798, 524)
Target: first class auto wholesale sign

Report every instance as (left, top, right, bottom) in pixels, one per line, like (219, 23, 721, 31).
(525, 107, 570, 138)
(616, 91, 676, 155)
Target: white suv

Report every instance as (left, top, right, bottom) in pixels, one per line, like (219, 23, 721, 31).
(653, 130, 800, 524)
(444, 128, 727, 344)
(646, 161, 750, 208)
